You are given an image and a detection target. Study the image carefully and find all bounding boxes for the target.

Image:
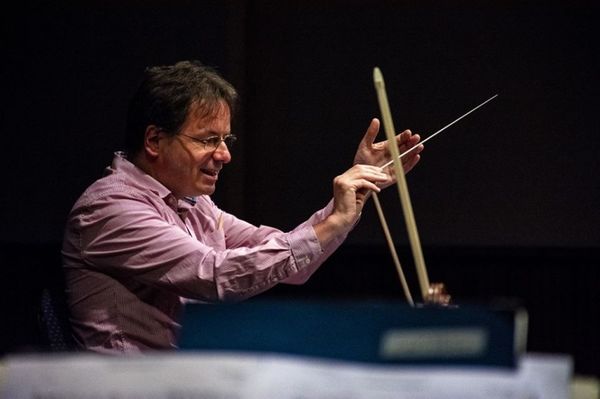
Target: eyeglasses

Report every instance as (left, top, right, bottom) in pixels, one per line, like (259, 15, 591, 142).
(178, 133, 237, 150)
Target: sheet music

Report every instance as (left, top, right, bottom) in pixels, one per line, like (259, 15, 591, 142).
(0, 352, 571, 399)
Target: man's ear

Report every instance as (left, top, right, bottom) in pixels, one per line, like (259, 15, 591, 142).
(143, 125, 162, 157)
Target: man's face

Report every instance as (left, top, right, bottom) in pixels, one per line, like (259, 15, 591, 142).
(155, 101, 232, 198)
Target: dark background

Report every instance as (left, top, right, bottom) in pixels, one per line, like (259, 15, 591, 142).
(2, 0, 598, 376)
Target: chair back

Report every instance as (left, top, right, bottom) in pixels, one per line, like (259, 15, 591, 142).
(39, 287, 76, 351)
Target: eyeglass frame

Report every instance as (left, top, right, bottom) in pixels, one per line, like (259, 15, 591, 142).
(157, 127, 237, 151)
(178, 132, 237, 151)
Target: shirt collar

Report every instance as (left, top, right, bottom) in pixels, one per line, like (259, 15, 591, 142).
(110, 151, 197, 215)
(177, 196, 197, 216)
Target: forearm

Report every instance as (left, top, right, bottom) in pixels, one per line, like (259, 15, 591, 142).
(313, 214, 353, 248)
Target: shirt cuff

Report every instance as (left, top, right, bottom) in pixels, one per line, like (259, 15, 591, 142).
(287, 225, 323, 273)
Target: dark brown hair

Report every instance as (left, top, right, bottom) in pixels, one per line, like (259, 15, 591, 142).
(125, 60, 238, 155)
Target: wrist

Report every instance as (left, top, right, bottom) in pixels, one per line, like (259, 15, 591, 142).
(313, 213, 353, 247)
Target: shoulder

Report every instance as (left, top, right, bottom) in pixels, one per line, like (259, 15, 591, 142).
(75, 172, 142, 207)
(69, 173, 167, 224)
(194, 195, 218, 209)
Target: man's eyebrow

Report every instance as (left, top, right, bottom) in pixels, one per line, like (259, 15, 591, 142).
(198, 129, 231, 137)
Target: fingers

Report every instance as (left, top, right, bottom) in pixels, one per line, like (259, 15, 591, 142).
(394, 130, 424, 167)
(401, 141, 424, 163)
(376, 129, 422, 157)
(354, 121, 425, 173)
(360, 118, 380, 148)
(402, 152, 421, 174)
(351, 164, 390, 185)
(335, 165, 389, 192)
(331, 165, 390, 228)
(396, 130, 421, 149)
(382, 152, 421, 174)
(397, 129, 413, 145)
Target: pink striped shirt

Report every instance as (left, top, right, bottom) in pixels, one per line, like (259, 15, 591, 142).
(62, 152, 348, 354)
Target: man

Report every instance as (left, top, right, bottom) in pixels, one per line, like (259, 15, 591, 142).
(62, 60, 423, 353)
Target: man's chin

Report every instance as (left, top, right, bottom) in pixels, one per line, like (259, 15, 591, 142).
(195, 184, 216, 196)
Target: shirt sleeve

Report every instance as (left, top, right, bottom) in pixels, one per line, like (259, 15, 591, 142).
(218, 199, 347, 286)
(72, 191, 349, 303)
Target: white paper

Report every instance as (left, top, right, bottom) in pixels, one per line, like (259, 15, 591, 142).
(0, 351, 572, 399)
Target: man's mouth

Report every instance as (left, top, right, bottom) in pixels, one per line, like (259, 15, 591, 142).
(201, 168, 219, 177)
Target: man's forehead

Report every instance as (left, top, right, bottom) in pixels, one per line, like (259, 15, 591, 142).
(185, 100, 231, 132)
(190, 99, 230, 120)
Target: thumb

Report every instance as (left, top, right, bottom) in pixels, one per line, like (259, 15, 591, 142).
(360, 118, 380, 147)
